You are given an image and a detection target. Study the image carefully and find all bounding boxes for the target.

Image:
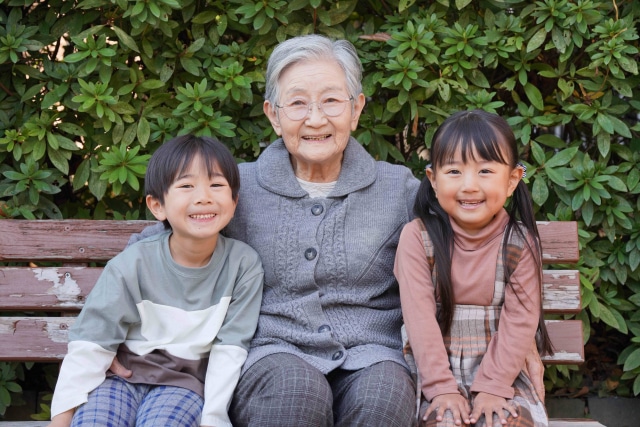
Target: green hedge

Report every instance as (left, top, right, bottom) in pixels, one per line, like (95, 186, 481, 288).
(1, 0, 639, 416)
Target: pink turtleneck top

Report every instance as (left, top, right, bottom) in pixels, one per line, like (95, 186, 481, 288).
(394, 209, 541, 401)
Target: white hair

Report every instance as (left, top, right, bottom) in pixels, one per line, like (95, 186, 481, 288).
(264, 34, 363, 107)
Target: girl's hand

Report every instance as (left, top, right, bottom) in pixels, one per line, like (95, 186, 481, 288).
(469, 392, 518, 426)
(424, 393, 470, 426)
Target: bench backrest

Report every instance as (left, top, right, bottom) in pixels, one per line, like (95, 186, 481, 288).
(0, 219, 582, 364)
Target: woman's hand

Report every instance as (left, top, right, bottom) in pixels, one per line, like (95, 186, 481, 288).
(424, 393, 470, 425)
(469, 392, 518, 426)
(109, 357, 132, 378)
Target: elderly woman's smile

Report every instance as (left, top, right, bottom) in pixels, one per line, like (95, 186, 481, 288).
(302, 134, 332, 141)
(264, 59, 365, 183)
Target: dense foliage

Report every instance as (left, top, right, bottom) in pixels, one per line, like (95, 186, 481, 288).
(1, 0, 639, 417)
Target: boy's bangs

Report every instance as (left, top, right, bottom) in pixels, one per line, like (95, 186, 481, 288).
(175, 145, 221, 179)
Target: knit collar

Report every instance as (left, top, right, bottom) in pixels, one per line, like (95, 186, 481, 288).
(255, 137, 377, 198)
(451, 208, 509, 251)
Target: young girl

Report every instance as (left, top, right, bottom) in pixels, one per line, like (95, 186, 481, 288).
(48, 135, 264, 427)
(394, 110, 553, 427)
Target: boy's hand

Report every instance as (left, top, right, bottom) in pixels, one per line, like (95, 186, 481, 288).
(425, 393, 470, 425)
(469, 392, 518, 426)
(47, 409, 74, 427)
(109, 357, 132, 378)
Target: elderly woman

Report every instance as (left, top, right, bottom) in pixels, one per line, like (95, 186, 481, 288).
(122, 34, 419, 426)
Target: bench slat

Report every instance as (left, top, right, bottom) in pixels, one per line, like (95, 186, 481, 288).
(543, 320, 585, 364)
(0, 219, 579, 263)
(0, 267, 100, 311)
(542, 270, 581, 313)
(537, 221, 579, 263)
(0, 267, 581, 313)
(1, 317, 584, 364)
(549, 421, 607, 427)
(0, 220, 156, 262)
(0, 318, 71, 361)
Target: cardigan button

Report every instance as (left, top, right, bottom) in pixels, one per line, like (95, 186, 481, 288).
(304, 248, 317, 260)
(318, 324, 331, 333)
(332, 351, 344, 360)
(311, 204, 324, 215)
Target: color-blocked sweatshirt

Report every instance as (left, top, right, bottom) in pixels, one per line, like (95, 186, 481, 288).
(50, 231, 264, 427)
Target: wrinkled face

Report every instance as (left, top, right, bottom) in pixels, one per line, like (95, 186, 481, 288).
(264, 59, 365, 178)
(146, 155, 237, 249)
(426, 146, 522, 235)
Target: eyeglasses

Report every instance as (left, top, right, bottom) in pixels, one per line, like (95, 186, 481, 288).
(276, 96, 354, 121)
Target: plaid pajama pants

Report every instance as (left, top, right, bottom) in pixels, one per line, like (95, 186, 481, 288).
(71, 376, 203, 427)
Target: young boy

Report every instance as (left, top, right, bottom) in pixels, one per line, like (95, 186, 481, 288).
(48, 135, 264, 427)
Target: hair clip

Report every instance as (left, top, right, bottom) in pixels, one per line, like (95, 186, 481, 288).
(425, 163, 432, 172)
(517, 162, 527, 178)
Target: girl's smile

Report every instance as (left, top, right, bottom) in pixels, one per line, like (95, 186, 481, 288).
(427, 149, 522, 236)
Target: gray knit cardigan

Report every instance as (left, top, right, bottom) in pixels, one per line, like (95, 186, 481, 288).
(227, 137, 420, 374)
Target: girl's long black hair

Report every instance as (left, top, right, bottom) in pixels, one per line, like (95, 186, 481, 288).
(414, 109, 554, 356)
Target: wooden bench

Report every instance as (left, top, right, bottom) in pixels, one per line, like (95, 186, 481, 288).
(0, 219, 604, 426)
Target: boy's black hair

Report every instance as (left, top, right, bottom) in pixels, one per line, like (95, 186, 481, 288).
(414, 109, 554, 356)
(145, 135, 240, 227)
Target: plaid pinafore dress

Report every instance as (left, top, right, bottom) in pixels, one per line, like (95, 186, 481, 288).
(402, 225, 548, 427)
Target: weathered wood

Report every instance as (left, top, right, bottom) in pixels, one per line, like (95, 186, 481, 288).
(543, 320, 585, 364)
(537, 221, 579, 263)
(0, 317, 73, 361)
(0, 318, 585, 364)
(0, 219, 578, 262)
(0, 219, 156, 262)
(0, 267, 101, 311)
(0, 269, 580, 312)
(542, 270, 581, 313)
(549, 421, 607, 427)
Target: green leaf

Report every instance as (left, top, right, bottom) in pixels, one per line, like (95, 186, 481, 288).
(545, 166, 567, 186)
(608, 115, 632, 138)
(618, 56, 638, 75)
(606, 175, 628, 192)
(535, 134, 565, 149)
(623, 347, 640, 371)
(545, 146, 579, 168)
(64, 51, 91, 63)
(48, 147, 70, 174)
(596, 113, 614, 134)
(192, 10, 218, 24)
(526, 28, 547, 53)
(180, 57, 202, 76)
(532, 177, 548, 206)
(531, 141, 545, 165)
(0, 387, 10, 406)
(137, 118, 150, 146)
(524, 83, 544, 111)
(73, 158, 91, 191)
(597, 302, 621, 330)
(46, 132, 59, 150)
(139, 79, 166, 90)
(455, 0, 472, 9)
